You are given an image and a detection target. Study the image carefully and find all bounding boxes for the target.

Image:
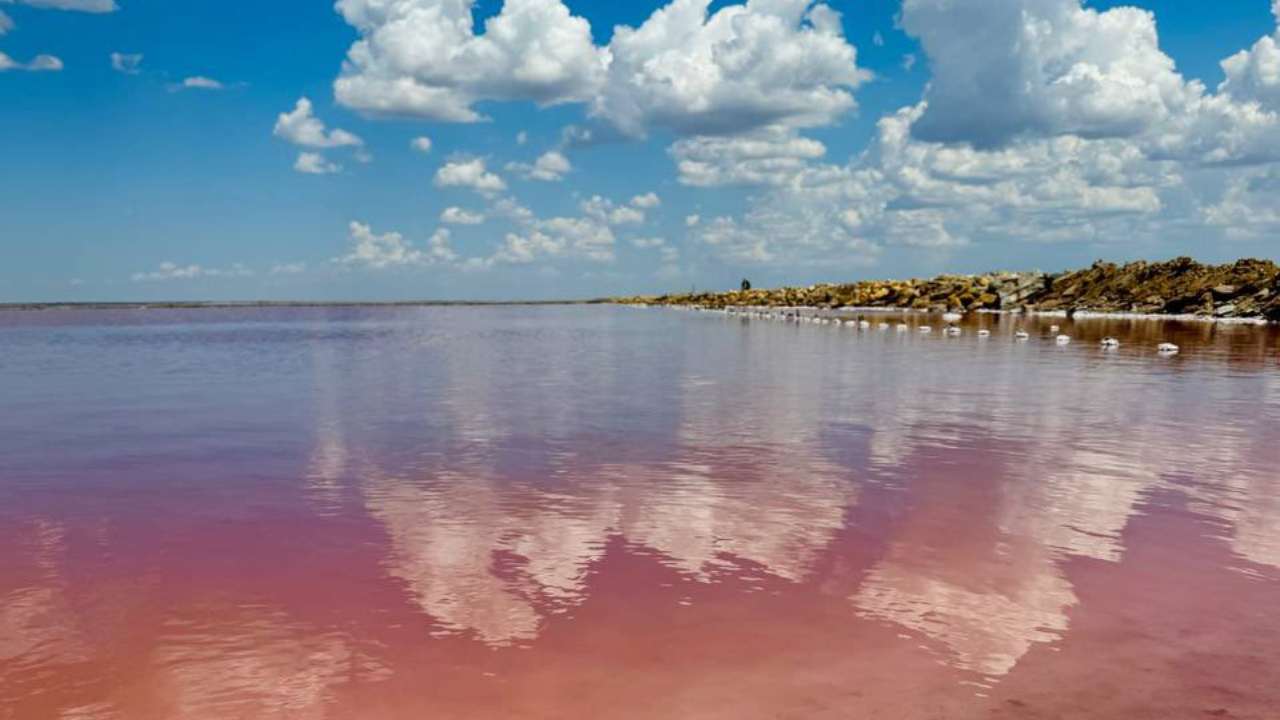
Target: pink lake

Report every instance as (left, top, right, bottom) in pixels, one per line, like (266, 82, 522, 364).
(2, 306, 1279, 719)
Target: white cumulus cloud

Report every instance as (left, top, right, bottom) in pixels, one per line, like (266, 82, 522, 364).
(109, 51, 142, 74)
(631, 192, 661, 208)
(131, 262, 253, 282)
(337, 221, 458, 268)
(0, 51, 61, 72)
(440, 206, 486, 225)
(509, 150, 571, 181)
(434, 158, 506, 194)
(1218, 2, 1280, 111)
(630, 236, 666, 248)
(180, 76, 224, 90)
(333, 0, 608, 121)
(594, 0, 871, 137)
(10, 0, 116, 12)
(529, 150, 570, 181)
(671, 126, 827, 186)
(295, 152, 342, 175)
(900, 0, 1280, 165)
(581, 195, 646, 225)
(331, 0, 869, 140)
(274, 97, 363, 149)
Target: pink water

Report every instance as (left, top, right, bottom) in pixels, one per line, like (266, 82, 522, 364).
(2, 306, 1279, 719)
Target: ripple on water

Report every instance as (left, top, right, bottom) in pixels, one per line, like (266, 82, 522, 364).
(1, 306, 1278, 719)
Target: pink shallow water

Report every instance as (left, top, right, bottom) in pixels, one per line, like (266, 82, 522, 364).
(1, 306, 1279, 719)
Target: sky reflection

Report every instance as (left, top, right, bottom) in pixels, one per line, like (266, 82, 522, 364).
(1, 307, 1278, 718)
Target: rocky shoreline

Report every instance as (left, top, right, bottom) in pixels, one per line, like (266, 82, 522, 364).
(615, 258, 1280, 323)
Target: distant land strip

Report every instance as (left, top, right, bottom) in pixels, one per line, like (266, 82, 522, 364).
(0, 299, 610, 311)
(613, 258, 1280, 323)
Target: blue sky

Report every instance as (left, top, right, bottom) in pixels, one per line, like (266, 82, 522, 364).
(2, 0, 1279, 302)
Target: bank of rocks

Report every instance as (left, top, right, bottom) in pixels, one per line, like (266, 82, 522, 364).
(617, 258, 1280, 322)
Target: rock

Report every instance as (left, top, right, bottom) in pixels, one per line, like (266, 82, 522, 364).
(614, 257, 1280, 322)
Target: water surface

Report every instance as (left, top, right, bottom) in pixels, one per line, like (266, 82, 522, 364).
(2, 306, 1279, 719)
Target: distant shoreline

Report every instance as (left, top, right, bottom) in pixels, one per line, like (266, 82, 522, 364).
(0, 299, 608, 312)
(612, 257, 1280, 324)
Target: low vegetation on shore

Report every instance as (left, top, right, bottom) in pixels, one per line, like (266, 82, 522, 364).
(617, 258, 1280, 322)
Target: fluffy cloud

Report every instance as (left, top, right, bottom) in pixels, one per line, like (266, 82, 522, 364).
(529, 217, 615, 262)
(486, 230, 569, 265)
(337, 221, 457, 268)
(882, 209, 969, 249)
(900, 0, 1280, 165)
(0, 52, 61, 71)
(1218, 2, 1280, 110)
(274, 98, 363, 149)
(333, 0, 608, 121)
(680, 94, 1190, 265)
(28, 54, 61, 70)
(594, 0, 870, 137)
(131, 262, 253, 282)
(692, 185, 885, 266)
(492, 196, 535, 223)
(21, 0, 114, 9)
(410, 136, 432, 153)
(467, 193, 633, 266)
(902, 0, 1193, 148)
(109, 51, 142, 74)
(295, 152, 341, 175)
(631, 192, 661, 209)
(696, 216, 779, 264)
(331, 0, 868, 139)
(671, 126, 827, 186)
(9, 0, 117, 11)
(581, 195, 645, 225)
(508, 150, 571, 181)
(179, 76, 224, 90)
(529, 150, 570, 181)
(669, 0, 1280, 269)
(871, 103, 1170, 216)
(434, 158, 506, 193)
(0, 2, 90, 71)
(316, 0, 1278, 274)
(440, 206, 485, 225)
(482, 220, 613, 264)
(1201, 166, 1280, 240)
